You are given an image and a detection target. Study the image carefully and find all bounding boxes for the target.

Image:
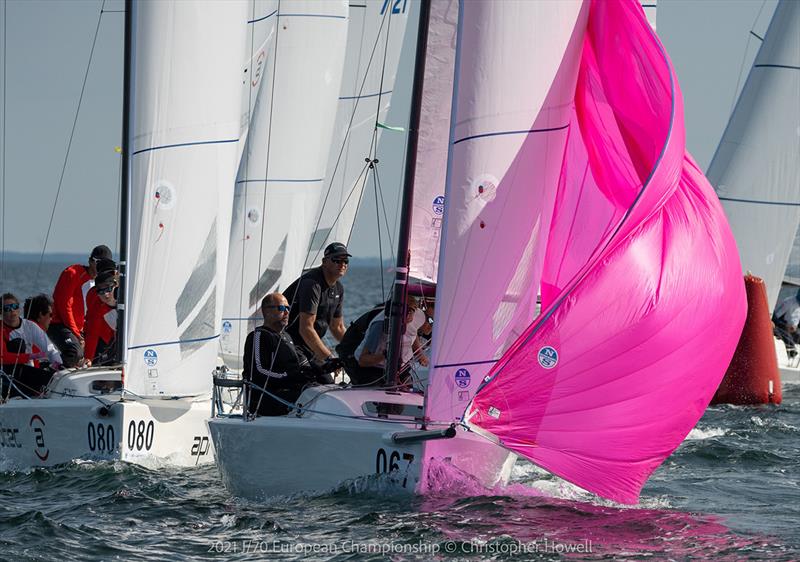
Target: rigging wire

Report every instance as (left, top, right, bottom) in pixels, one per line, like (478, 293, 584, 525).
(1, 0, 6, 291)
(36, 0, 108, 280)
(728, 0, 769, 118)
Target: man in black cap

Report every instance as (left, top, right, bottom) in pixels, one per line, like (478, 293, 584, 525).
(49, 244, 113, 367)
(283, 242, 350, 362)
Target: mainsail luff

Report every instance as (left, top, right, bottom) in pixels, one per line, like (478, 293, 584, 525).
(220, 0, 349, 370)
(125, 1, 248, 396)
(466, 0, 746, 504)
(709, 0, 800, 311)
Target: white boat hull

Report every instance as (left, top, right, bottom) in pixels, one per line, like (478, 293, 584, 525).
(775, 337, 800, 385)
(209, 387, 515, 499)
(0, 370, 215, 469)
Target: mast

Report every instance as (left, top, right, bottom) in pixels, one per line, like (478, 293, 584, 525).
(115, 0, 133, 367)
(385, 0, 432, 386)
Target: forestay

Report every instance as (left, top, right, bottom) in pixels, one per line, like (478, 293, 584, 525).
(220, 0, 348, 369)
(125, 1, 248, 397)
(307, 0, 408, 262)
(709, 0, 800, 310)
(425, 0, 587, 423)
(465, 0, 746, 504)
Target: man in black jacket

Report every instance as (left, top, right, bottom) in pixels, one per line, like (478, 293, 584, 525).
(243, 292, 340, 417)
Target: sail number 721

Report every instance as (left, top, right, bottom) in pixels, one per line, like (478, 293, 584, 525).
(380, 0, 408, 15)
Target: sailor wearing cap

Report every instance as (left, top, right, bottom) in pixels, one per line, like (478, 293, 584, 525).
(283, 242, 350, 364)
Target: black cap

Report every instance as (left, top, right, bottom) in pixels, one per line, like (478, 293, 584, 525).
(95, 269, 117, 286)
(95, 258, 117, 274)
(324, 242, 351, 258)
(90, 245, 113, 261)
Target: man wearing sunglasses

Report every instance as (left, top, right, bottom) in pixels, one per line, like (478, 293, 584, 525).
(2, 293, 61, 398)
(283, 242, 350, 365)
(48, 244, 113, 367)
(84, 269, 119, 366)
(243, 293, 342, 417)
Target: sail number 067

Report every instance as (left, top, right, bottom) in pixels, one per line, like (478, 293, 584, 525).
(375, 448, 415, 488)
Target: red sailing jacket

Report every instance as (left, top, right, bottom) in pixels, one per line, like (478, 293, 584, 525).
(51, 264, 93, 336)
(84, 288, 116, 362)
(1, 321, 32, 366)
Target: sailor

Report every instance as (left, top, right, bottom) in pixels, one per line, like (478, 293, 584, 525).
(2, 293, 61, 398)
(283, 242, 349, 363)
(773, 288, 800, 346)
(24, 293, 55, 332)
(352, 299, 419, 386)
(48, 244, 113, 367)
(336, 301, 386, 381)
(84, 269, 118, 366)
(244, 293, 341, 417)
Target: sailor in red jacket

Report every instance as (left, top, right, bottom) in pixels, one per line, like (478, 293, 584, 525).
(48, 245, 113, 367)
(84, 269, 118, 366)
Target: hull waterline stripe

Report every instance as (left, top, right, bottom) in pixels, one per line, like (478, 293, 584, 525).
(339, 90, 393, 100)
(248, 9, 277, 24)
(235, 178, 323, 184)
(453, 124, 569, 145)
(133, 138, 238, 156)
(128, 333, 219, 350)
(718, 196, 800, 207)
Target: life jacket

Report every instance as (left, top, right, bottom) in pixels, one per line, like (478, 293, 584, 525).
(336, 304, 385, 360)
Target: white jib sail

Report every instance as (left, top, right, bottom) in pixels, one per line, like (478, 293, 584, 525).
(424, 0, 587, 423)
(125, 1, 248, 397)
(220, 0, 349, 369)
(407, 0, 458, 285)
(709, 0, 800, 310)
(640, 0, 656, 31)
(306, 0, 409, 264)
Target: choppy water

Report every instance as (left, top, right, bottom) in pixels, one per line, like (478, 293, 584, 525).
(1, 263, 799, 560)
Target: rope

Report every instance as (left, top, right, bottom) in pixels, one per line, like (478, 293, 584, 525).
(36, 0, 108, 280)
(1, 0, 6, 291)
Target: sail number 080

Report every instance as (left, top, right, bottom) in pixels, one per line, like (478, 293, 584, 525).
(127, 420, 154, 452)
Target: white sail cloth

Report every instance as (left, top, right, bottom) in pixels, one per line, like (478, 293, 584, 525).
(220, 0, 349, 369)
(710, 0, 800, 310)
(126, 1, 248, 397)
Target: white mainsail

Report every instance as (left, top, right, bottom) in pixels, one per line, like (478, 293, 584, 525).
(125, 1, 248, 397)
(709, 0, 800, 311)
(306, 0, 408, 264)
(220, 0, 349, 369)
(424, 0, 587, 423)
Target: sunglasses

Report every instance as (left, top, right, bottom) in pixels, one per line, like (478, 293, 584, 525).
(266, 305, 291, 312)
(3, 303, 20, 312)
(331, 258, 349, 265)
(97, 286, 115, 295)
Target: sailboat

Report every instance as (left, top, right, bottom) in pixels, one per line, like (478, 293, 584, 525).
(209, 0, 745, 505)
(0, 1, 249, 468)
(709, 0, 800, 385)
(220, 0, 350, 371)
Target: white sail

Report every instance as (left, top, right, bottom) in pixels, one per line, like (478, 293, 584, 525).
(424, 0, 587, 423)
(306, 0, 408, 264)
(709, 0, 800, 310)
(126, 1, 248, 397)
(236, 0, 280, 160)
(220, 0, 349, 369)
(640, 0, 656, 31)
(407, 0, 457, 285)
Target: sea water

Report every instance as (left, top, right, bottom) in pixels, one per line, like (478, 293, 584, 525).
(0, 262, 798, 560)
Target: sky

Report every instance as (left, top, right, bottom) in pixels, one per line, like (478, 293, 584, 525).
(0, 0, 780, 260)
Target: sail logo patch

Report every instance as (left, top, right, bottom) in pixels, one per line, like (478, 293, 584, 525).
(537, 346, 558, 369)
(454, 368, 471, 388)
(488, 406, 501, 419)
(143, 349, 158, 367)
(432, 195, 445, 216)
(222, 321, 232, 334)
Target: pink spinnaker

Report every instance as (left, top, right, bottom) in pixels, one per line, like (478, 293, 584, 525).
(464, 0, 746, 504)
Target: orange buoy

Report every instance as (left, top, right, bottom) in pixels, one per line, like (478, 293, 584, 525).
(711, 275, 782, 405)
